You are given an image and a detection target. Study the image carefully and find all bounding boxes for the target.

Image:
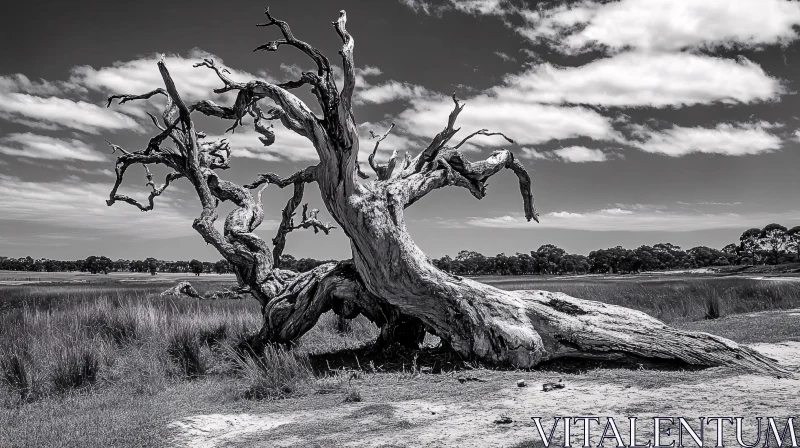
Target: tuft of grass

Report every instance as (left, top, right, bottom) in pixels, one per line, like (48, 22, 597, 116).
(342, 387, 362, 403)
(51, 340, 104, 393)
(223, 343, 314, 400)
(704, 292, 721, 320)
(166, 324, 207, 379)
(0, 345, 37, 402)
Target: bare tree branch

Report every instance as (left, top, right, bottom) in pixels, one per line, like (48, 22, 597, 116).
(106, 88, 166, 107)
(411, 93, 465, 173)
(255, 7, 330, 76)
(401, 148, 539, 222)
(333, 10, 355, 111)
(244, 165, 317, 189)
(453, 129, 515, 149)
(368, 123, 399, 180)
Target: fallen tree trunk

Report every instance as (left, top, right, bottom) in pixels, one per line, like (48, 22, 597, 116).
(102, 8, 788, 377)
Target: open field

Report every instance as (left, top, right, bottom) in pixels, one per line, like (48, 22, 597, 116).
(1, 272, 799, 447)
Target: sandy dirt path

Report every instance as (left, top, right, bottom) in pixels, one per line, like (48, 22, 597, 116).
(167, 341, 800, 448)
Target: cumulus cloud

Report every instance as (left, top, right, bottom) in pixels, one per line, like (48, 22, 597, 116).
(207, 125, 319, 163)
(0, 90, 140, 134)
(401, 0, 509, 16)
(398, 93, 618, 147)
(519, 0, 800, 53)
(71, 49, 265, 105)
(552, 146, 608, 163)
(468, 208, 800, 232)
(631, 122, 782, 157)
(520, 146, 610, 163)
(0, 174, 195, 238)
(356, 81, 433, 105)
(0, 74, 87, 96)
(0, 133, 106, 162)
(495, 52, 782, 108)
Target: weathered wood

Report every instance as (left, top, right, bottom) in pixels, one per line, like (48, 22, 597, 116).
(103, 8, 788, 376)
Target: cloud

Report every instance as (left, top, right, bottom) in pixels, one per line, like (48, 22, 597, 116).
(468, 208, 800, 232)
(0, 74, 87, 96)
(0, 90, 140, 134)
(400, 0, 509, 16)
(356, 81, 433, 104)
(520, 146, 610, 163)
(631, 122, 782, 157)
(552, 146, 608, 163)
(0, 133, 106, 162)
(519, 0, 800, 53)
(0, 174, 195, 239)
(398, 93, 618, 147)
(493, 51, 516, 62)
(71, 49, 265, 106)
(209, 125, 319, 163)
(495, 52, 781, 108)
(357, 121, 421, 163)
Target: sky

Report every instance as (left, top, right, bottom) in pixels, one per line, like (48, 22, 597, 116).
(0, 0, 799, 261)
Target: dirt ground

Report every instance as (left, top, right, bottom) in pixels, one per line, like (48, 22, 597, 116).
(167, 341, 800, 447)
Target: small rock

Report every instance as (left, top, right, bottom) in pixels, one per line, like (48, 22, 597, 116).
(457, 376, 487, 384)
(517, 380, 526, 387)
(542, 381, 565, 392)
(494, 416, 513, 425)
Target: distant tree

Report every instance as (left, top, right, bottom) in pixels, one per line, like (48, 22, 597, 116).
(760, 223, 788, 264)
(721, 243, 741, 265)
(189, 259, 204, 276)
(739, 228, 762, 266)
(145, 257, 160, 276)
(536, 245, 566, 274)
(788, 226, 800, 262)
(213, 259, 231, 274)
(84, 255, 113, 274)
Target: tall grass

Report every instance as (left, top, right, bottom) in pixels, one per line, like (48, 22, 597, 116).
(1, 276, 798, 407)
(223, 343, 315, 400)
(488, 277, 800, 323)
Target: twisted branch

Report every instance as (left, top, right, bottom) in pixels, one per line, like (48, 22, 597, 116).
(368, 123, 399, 180)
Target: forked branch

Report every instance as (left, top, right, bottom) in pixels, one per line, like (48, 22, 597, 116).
(368, 123, 399, 180)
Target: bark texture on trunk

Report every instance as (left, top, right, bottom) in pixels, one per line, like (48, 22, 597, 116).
(103, 9, 788, 377)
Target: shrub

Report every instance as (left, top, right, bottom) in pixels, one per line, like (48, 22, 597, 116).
(51, 340, 103, 393)
(0, 344, 38, 401)
(223, 343, 314, 400)
(166, 323, 207, 379)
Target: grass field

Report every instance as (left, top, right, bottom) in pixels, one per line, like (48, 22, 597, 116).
(1, 271, 799, 446)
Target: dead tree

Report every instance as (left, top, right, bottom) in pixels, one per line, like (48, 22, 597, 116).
(105, 9, 786, 375)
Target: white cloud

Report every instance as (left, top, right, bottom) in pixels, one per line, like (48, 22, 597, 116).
(209, 125, 319, 163)
(519, 0, 800, 53)
(71, 49, 265, 106)
(400, 0, 509, 16)
(632, 122, 782, 157)
(398, 93, 618, 147)
(0, 91, 140, 134)
(0, 74, 87, 96)
(552, 146, 608, 163)
(0, 133, 106, 162)
(0, 174, 195, 238)
(520, 146, 610, 163)
(520, 147, 550, 160)
(357, 121, 421, 163)
(468, 208, 800, 232)
(356, 81, 433, 104)
(495, 52, 781, 108)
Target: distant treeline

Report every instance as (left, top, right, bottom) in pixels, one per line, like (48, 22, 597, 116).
(0, 255, 332, 276)
(2, 224, 798, 276)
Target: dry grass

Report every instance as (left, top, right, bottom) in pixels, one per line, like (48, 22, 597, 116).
(483, 276, 800, 323)
(0, 275, 798, 446)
